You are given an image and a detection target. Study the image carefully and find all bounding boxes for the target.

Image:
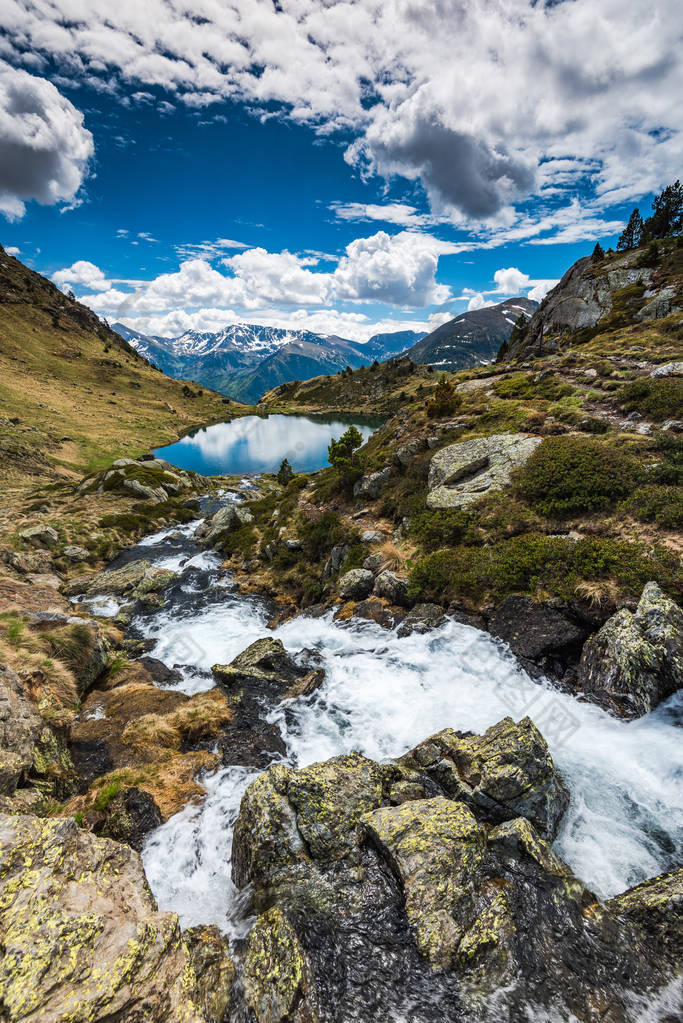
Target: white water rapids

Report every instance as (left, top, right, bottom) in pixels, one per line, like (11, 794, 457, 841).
(90, 519, 682, 940)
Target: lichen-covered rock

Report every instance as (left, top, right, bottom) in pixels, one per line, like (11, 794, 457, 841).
(353, 467, 392, 499)
(0, 814, 234, 1022)
(230, 732, 678, 1022)
(19, 524, 59, 548)
(427, 433, 542, 509)
(95, 786, 163, 851)
(398, 716, 569, 839)
(0, 666, 43, 796)
(650, 360, 683, 377)
(62, 544, 89, 562)
(243, 908, 314, 1023)
(212, 637, 324, 698)
(637, 289, 679, 323)
(373, 569, 411, 607)
(85, 559, 177, 599)
(362, 797, 486, 970)
(8, 548, 53, 574)
(202, 503, 254, 544)
(578, 581, 683, 717)
(337, 568, 374, 601)
(397, 603, 447, 637)
(608, 868, 683, 960)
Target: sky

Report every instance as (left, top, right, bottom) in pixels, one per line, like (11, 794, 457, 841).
(0, 0, 681, 343)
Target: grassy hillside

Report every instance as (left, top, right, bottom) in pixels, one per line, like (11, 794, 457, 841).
(0, 245, 247, 498)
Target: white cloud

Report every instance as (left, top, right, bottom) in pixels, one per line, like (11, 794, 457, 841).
(528, 280, 557, 303)
(334, 231, 454, 307)
(0, 62, 93, 220)
(0, 1, 680, 230)
(493, 268, 531, 295)
(52, 260, 110, 292)
(5, 245, 20, 256)
(330, 202, 433, 228)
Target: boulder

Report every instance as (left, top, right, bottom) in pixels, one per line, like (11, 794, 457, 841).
(360, 529, 384, 544)
(19, 525, 59, 548)
(373, 569, 410, 608)
(427, 433, 542, 509)
(362, 551, 386, 573)
(62, 545, 89, 562)
(0, 666, 43, 796)
(0, 814, 234, 1022)
(94, 785, 163, 851)
(637, 290, 679, 323)
(212, 637, 324, 698)
(394, 438, 428, 467)
(577, 581, 683, 718)
(85, 560, 177, 599)
(122, 477, 168, 503)
(338, 568, 374, 601)
(489, 595, 586, 671)
(353, 467, 392, 500)
(608, 868, 683, 961)
(8, 548, 53, 574)
(651, 359, 683, 377)
(230, 728, 678, 1022)
(396, 603, 447, 637)
(202, 503, 254, 544)
(398, 716, 569, 840)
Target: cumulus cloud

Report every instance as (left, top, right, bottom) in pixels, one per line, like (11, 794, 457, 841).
(0, 63, 93, 220)
(53, 260, 110, 292)
(68, 229, 456, 324)
(2, 0, 679, 229)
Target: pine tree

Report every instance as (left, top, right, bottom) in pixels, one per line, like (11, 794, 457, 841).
(642, 180, 683, 241)
(591, 242, 605, 262)
(617, 209, 643, 251)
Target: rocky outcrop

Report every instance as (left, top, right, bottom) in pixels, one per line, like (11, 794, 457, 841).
(337, 568, 374, 601)
(398, 717, 569, 840)
(230, 721, 679, 1021)
(577, 581, 683, 718)
(651, 359, 683, 377)
(0, 813, 234, 1022)
(507, 252, 654, 359)
(19, 525, 59, 548)
(427, 433, 542, 510)
(212, 637, 324, 699)
(396, 602, 447, 637)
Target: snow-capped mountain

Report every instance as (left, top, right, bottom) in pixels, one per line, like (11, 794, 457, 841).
(112, 321, 425, 403)
(403, 297, 538, 371)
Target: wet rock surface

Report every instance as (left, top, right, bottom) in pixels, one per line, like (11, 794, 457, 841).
(0, 813, 234, 1022)
(489, 594, 587, 676)
(230, 721, 681, 1022)
(577, 581, 683, 717)
(212, 636, 325, 699)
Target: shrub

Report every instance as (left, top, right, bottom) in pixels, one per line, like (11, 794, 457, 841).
(427, 376, 461, 418)
(327, 426, 364, 493)
(621, 485, 683, 530)
(299, 511, 353, 562)
(494, 373, 572, 402)
(618, 378, 683, 422)
(408, 534, 681, 606)
(407, 508, 473, 550)
(512, 436, 638, 517)
(277, 458, 294, 485)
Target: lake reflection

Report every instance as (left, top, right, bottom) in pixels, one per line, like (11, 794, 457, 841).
(153, 413, 382, 475)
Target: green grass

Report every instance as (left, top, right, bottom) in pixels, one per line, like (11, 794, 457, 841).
(617, 377, 683, 421)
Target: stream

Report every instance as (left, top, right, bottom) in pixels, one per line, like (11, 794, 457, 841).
(84, 497, 683, 944)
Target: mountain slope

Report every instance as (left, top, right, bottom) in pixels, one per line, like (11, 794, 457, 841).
(405, 297, 537, 370)
(0, 247, 239, 496)
(114, 322, 424, 403)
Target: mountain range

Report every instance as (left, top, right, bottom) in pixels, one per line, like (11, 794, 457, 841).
(113, 297, 536, 403)
(113, 322, 426, 404)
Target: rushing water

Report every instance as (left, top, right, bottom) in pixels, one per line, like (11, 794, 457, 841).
(152, 413, 383, 475)
(85, 515, 683, 942)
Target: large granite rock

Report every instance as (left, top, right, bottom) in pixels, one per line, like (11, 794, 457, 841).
(83, 560, 177, 599)
(353, 467, 392, 499)
(230, 722, 679, 1022)
(577, 581, 683, 718)
(427, 433, 542, 509)
(0, 814, 234, 1022)
(0, 666, 43, 796)
(199, 504, 254, 545)
(373, 569, 411, 607)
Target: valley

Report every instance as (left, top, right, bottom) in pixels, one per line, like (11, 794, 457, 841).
(0, 234, 681, 1022)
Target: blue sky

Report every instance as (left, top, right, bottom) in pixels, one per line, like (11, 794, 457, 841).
(0, 1, 680, 341)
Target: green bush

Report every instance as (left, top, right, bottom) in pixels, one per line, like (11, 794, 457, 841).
(218, 524, 256, 559)
(407, 508, 473, 550)
(618, 378, 683, 421)
(299, 511, 356, 562)
(651, 433, 683, 485)
(427, 376, 461, 418)
(620, 485, 683, 530)
(408, 534, 681, 605)
(513, 436, 638, 517)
